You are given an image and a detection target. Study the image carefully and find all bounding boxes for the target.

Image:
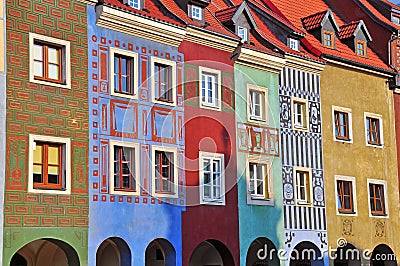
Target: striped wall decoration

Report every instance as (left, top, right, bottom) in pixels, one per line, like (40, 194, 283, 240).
(283, 205, 327, 231)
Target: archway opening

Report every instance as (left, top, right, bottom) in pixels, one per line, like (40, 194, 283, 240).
(10, 238, 80, 266)
(334, 243, 361, 266)
(189, 239, 234, 266)
(371, 244, 397, 266)
(145, 238, 176, 266)
(96, 237, 131, 266)
(246, 237, 279, 266)
(289, 241, 323, 266)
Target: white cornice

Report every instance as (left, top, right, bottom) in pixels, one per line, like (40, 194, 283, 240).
(237, 48, 285, 74)
(285, 55, 325, 74)
(96, 5, 186, 47)
(185, 26, 238, 52)
(324, 58, 393, 77)
(76, 0, 97, 5)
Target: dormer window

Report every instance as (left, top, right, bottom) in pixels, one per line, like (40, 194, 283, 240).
(392, 15, 400, 25)
(289, 38, 299, 51)
(128, 0, 140, 9)
(323, 30, 334, 48)
(238, 26, 248, 42)
(356, 40, 366, 57)
(191, 5, 202, 21)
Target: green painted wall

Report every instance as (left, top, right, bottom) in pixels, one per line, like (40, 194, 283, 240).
(234, 63, 284, 265)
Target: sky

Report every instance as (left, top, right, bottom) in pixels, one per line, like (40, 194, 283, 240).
(388, 0, 400, 5)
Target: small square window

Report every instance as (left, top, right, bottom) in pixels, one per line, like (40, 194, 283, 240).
(288, 38, 299, 51)
(200, 152, 225, 205)
(191, 5, 202, 20)
(248, 85, 268, 122)
(367, 179, 388, 217)
(151, 57, 177, 106)
(323, 31, 334, 48)
(392, 16, 400, 25)
(249, 163, 272, 198)
(199, 67, 221, 110)
(28, 135, 71, 194)
(356, 40, 367, 57)
(110, 141, 139, 195)
(335, 176, 357, 215)
(110, 48, 138, 99)
(292, 97, 308, 131)
(237, 26, 248, 42)
(333, 107, 352, 142)
(152, 146, 178, 198)
(29, 33, 70, 88)
(128, 0, 140, 9)
(294, 168, 312, 205)
(365, 113, 383, 147)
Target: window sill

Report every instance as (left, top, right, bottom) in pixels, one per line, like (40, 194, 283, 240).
(247, 196, 274, 206)
(201, 199, 225, 206)
(293, 125, 309, 132)
(29, 187, 70, 195)
(334, 137, 352, 144)
(153, 191, 178, 199)
(111, 189, 140, 196)
(371, 213, 388, 217)
(296, 201, 312, 207)
(366, 142, 384, 149)
(111, 90, 138, 100)
(249, 116, 267, 123)
(153, 99, 176, 107)
(200, 102, 221, 111)
(30, 78, 70, 89)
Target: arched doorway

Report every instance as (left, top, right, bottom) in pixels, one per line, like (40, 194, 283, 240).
(96, 237, 131, 266)
(246, 237, 279, 266)
(371, 244, 397, 266)
(189, 239, 234, 266)
(145, 238, 176, 266)
(334, 243, 361, 266)
(289, 241, 323, 266)
(10, 238, 80, 266)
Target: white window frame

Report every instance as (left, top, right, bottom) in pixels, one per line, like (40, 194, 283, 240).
(332, 106, 353, 143)
(199, 66, 222, 111)
(364, 112, 384, 148)
(128, 0, 140, 9)
(151, 57, 177, 106)
(334, 175, 357, 216)
(109, 140, 140, 195)
(292, 97, 309, 131)
(237, 26, 248, 41)
(199, 152, 225, 205)
(110, 47, 139, 100)
(29, 33, 71, 89)
(246, 155, 273, 205)
(288, 38, 299, 51)
(151, 145, 178, 198)
(367, 179, 389, 218)
(247, 84, 268, 123)
(191, 5, 202, 20)
(28, 134, 71, 195)
(293, 167, 312, 206)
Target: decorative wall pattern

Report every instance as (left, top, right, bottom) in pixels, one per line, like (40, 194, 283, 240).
(237, 123, 280, 156)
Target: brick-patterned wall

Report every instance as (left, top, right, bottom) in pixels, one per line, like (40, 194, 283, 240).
(5, 0, 88, 228)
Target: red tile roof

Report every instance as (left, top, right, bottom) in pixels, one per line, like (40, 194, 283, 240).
(338, 21, 360, 39)
(357, 0, 400, 30)
(215, 5, 240, 23)
(267, 0, 393, 72)
(302, 10, 328, 31)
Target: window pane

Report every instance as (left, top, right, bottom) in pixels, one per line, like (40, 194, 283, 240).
(33, 145, 43, 163)
(48, 146, 59, 165)
(33, 173, 43, 183)
(34, 61, 43, 77)
(48, 47, 59, 64)
(48, 64, 60, 80)
(33, 165, 42, 176)
(48, 165, 59, 175)
(34, 44, 43, 60)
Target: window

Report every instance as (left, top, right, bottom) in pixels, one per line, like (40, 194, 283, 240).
(367, 179, 388, 217)
(356, 40, 366, 57)
(365, 113, 383, 147)
(237, 26, 248, 42)
(199, 67, 221, 110)
(152, 146, 178, 197)
(294, 167, 312, 205)
(128, 0, 140, 9)
(248, 85, 267, 122)
(289, 38, 299, 51)
(333, 106, 352, 142)
(28, 135, 71, 194)
(200, 152, 225, 205)
(151, 57, 176, 106)
(191, 5, 202, 20)
(110, 48, 138, 99)
(392, 16, 400, 25)
(335, 176, 357, 215)
(323, 31, 334, 48)
(292, 97, 308, 130)
(110, 141, 139, 195)
(29, 33, 70, 88)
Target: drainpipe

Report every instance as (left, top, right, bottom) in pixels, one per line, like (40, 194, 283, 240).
(388, 31, 399, 90)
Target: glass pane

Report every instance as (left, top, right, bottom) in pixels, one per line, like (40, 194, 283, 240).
(48, 64, 60, 80)
(114, 174, 120, 188)
(48, 165, 59, 175)
(48, 174, 59, 184)
(48, 47, 59, 64)
(33, 145, 43, 163)
(114, 73, 119, 91)
(122, 76, 128, 92)
(121, 58, 127, 75)
(34, 44, 43, 60)
(33, 165, 42, 174)
(34, 61, 43, 77)
(204, 184, 210, 197)
(344, 197, 351, 209)
(33, 173, 42, 183)
(48, 146, 59, 164)
(337, 195, 343, 209)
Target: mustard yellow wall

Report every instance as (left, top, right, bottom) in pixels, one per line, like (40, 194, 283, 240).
(321, 64, 399, 261)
